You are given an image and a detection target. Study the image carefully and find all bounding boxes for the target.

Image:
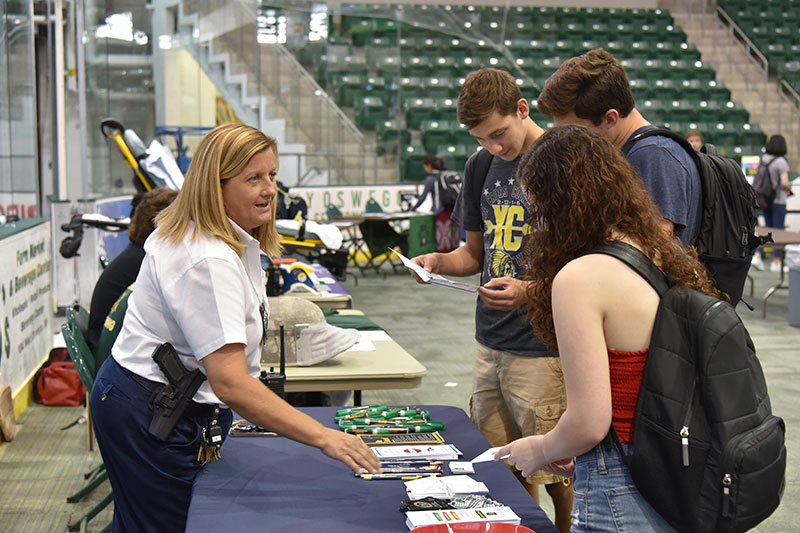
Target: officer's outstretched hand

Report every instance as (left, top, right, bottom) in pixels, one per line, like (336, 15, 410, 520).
(319, 428, 382, 474)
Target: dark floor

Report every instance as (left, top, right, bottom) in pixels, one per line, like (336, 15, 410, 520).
(0, 263, 797, 532)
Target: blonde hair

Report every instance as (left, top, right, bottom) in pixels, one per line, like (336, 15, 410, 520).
(155, 123, 283, 258)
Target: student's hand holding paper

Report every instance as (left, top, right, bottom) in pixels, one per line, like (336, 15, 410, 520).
(478, 277, 528, 311)
(495, 435, 553, 478)
(409, 253, 440, 284)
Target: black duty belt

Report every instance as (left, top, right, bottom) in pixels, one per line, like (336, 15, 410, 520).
(121, 364, 228, 421)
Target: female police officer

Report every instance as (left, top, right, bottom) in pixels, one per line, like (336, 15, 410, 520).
(90, 124, 381, 532)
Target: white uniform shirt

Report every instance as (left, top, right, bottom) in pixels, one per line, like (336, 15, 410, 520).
(113, 219, 267, 405)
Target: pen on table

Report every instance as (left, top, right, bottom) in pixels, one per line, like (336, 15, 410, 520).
(357, 473, 441, 480)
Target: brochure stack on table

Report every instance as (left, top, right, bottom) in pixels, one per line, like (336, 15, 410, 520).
(334, 405, 524, 529)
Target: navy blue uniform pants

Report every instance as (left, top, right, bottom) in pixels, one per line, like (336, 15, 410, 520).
(90, 357, 232, 532)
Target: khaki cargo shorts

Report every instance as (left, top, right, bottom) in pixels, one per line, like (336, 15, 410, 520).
(470, 342, 568, 486)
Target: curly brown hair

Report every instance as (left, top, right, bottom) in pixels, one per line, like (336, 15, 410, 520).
(517, 126, 723, 353)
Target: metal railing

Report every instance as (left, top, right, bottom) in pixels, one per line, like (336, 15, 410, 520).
(178, 0, 376, 185)
(279, 151, 379, 186)
(714, 6, 769, 110)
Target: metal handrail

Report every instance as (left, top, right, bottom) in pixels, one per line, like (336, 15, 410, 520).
(715, 6, 769, 108)
(279, 151, 381, 186)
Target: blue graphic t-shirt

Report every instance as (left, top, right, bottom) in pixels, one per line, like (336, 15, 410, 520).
(452, 151, 555, 357)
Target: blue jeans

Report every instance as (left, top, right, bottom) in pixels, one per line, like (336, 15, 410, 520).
(570, 442, 677, 532)
(759, 203, 787, 259)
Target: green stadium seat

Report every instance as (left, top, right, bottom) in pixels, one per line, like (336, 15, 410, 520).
(423, 76, 458, 99)
(364, 76, 389, 103)
(433, 97, 458, 122)
(401, 145, 428, 182)
(334, 74, 366, 108)
(437, 144, 478, 173)
(377, 56, 401, 84)
(365, 37, 397, 65)
(402, 56, 435, 78)
(421, 120, 454, 153)
(404, 97, 437, 129)
(375, 19, 399, 42)
(349, 19, 377, 47)
(397, 76, 425, 101)
(355, 96, 389, 131)
(451, 123, 475, 146)
(376, 119, 410, 156)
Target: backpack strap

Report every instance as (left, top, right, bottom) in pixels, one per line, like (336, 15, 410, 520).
(583, 242, 671, 297)
(622, 128, 700, 170)
(473, 148, 494, 191)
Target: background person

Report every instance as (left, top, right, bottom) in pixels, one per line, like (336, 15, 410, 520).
(411, 154, 461, 252)
(751, 134, 791, 272)
(89, 124, 380, 532)
(497, 125, 722, 532)
(86, 187, 178, 354)
(685, 129, 703, 151)
(410, 68, 573, 533)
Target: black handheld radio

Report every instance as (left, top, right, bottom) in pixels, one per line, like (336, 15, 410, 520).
(259, 324, 286, 397)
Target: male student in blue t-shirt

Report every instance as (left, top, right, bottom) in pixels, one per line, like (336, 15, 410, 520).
(537, 48, 702, 245)
(410, 68, 573, 533)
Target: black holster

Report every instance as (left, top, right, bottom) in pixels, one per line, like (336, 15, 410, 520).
(146, 343, 206, 441)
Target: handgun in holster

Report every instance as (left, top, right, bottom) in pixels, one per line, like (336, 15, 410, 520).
(147, 343, 206, 441)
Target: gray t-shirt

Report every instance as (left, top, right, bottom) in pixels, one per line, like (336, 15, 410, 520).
(451, 151, 554, 357)
(623, 126, 703, 245)
(760, 155, 790, 205)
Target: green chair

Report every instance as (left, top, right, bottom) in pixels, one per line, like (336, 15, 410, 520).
(421, 120, 453, 154)
(94, 286, 132, 367)
(404, 97, 437, 130)
(376, 119, 410, 156)
(62, 303, 113, 533)
(355, 96, 388, 131)
(401, 144, 428, 182)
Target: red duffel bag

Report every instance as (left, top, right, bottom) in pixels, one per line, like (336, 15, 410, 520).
(33, 348, 86, 406)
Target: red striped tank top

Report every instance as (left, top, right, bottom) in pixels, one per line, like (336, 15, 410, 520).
(608, 348, 648, 442)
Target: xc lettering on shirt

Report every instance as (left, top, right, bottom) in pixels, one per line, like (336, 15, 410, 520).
(480, 173, 532, 279)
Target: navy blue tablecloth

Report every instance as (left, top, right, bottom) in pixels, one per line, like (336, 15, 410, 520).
(186, 405, 558, 532)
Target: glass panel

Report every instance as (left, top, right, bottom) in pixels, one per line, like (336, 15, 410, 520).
(0, 0, 39, 218)
(82, 0, 154, 195)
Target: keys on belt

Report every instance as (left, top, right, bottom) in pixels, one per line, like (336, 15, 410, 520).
(197, 406, 223, 464)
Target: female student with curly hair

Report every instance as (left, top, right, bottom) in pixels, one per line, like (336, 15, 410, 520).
(496, 126, 723, 532)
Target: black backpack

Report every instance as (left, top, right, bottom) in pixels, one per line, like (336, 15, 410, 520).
(588, 242, 786, 533)
(275, 181, 308, 221)
(752, 156, 781, 210)
(624, 128, 772, 306)
(436, 170, 462, 211)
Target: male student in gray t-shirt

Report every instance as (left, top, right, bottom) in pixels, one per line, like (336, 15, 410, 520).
(410, 68, 573, 533)
(537, 48, 702, 245)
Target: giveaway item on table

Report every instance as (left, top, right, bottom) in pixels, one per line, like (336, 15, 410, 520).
(405, 506, 521, 529)
(358, 432, 445, 445)
(357, 458, 444, 481)
(371, 444, 462, 461)
(335, 405, 444, 434)
(404, 475, 489, 499)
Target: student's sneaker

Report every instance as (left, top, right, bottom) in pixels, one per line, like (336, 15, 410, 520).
(770, 261, 782, 273)
(751, 255, 765, 271)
